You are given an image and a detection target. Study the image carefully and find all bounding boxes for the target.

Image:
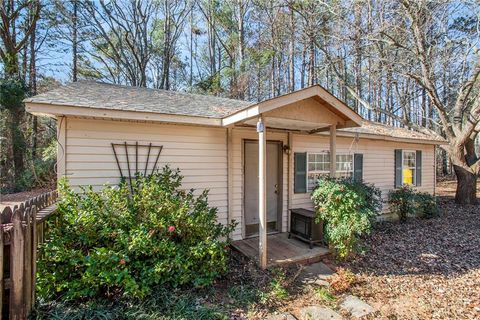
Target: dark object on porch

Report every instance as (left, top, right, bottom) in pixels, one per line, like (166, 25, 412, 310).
(289, 208, 324, 249)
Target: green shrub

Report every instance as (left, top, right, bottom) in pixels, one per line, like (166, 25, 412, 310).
(37, 167, 235, 300)
(415, 192, 439, 218)
(388, 186, 438, 220)
(311, 178, 382, 259)
(387, 186, 416, 221)
(15, 157, 55, 191)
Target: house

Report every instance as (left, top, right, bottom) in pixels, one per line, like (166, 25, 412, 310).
(25, 81, 444, 268)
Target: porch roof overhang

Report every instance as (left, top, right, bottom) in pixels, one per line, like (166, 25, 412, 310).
(222, 85, 363, 131)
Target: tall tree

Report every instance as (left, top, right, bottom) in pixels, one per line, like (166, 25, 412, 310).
(0, 0, 40, 182)
(83, 0, 159, 87)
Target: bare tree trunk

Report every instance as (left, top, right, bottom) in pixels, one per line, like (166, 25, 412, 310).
(308, 36, 314, 86)
(288, 4, 295, 92)
(29, 4, 37, 159)
(353, 1, 362, 113)
(237, 0, 245, 99)
(300, 45, 306, 88)
(72, 0, 78, 82)
(189, 10, 193, 89)
(453, 165, 477, 204)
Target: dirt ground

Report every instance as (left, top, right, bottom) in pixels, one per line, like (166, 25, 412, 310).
(342, 193, 480, 319)
(436, 179, 480, 198)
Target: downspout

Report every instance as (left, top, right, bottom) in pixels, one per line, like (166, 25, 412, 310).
(287, 131, 293, 232)
(227, 127, 233, 234)
(56, 116, 67, 181)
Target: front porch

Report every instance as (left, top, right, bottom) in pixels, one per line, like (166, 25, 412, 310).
(232, 233, 330, 267)
(224, 86, 363, 269)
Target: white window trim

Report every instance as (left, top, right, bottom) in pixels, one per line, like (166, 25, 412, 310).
(306, 152, 355, 191)
(402, 150, 417, 186)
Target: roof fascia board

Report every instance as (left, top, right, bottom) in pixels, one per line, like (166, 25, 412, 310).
(26, 102, 222, 126)
(320, 130, 446, 145)
(314, 86, 363, 126)
(222, 85, 363, 127)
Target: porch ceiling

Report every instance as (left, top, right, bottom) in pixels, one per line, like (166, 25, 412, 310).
(222, 85, 363, 131)
(243, 116, 331, 131)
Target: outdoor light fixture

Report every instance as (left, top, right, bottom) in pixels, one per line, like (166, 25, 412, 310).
(283, 145, 291, 154)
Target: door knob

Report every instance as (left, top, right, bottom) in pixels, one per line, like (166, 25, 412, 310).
(274, 184, 278, 194)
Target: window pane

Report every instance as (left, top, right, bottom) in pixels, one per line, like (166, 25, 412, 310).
(308, 154, 316, 162)
(402, 152, 416, 185)
(403, 168, 415, 185)
(403, 152, 416, 168)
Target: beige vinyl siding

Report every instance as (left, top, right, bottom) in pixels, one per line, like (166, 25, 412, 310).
(64, 117, 229, 225)
(291, 133, 435, 213)
(62, 117, 436, 241)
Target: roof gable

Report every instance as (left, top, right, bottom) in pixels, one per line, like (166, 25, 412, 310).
(222, 85, 363, 128)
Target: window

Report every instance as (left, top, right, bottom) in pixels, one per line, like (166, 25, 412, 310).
(307, 153, 330, 191)
(336, 154, 354, 179)
(307, 153, 354, 191)
(402, 151, 416, 186)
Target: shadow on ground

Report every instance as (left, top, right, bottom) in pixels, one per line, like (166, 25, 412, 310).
(346, 196, 480, 277)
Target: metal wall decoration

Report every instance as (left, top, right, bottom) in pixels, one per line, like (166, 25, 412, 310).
(111, 142, 163, 193)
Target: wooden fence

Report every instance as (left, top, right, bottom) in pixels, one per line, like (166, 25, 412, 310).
(0, 191, 58, 320)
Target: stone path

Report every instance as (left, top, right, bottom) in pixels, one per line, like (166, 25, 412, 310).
(299, 306, 343, 320)
(296, 262, 334, 286)
(264, 313, 297, 320)
(339, 295, 375, 318)
(264, 262, 376, 320)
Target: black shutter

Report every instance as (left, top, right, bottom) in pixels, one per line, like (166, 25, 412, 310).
(353, 153, 363, 182)
(294, 152, 307, 193)
(394, 149, 403, 188)
(416, 150, 422, 186)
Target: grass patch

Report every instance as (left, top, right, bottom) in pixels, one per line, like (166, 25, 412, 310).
(35, 255, 299, 319)
(228, 284, 262, 308)
(315, 287, 337, 304)
(35, 288, 227, 320)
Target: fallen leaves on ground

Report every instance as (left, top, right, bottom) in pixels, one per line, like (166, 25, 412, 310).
(343, 196, 480, 319)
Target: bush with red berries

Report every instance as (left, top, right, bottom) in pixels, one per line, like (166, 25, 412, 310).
(37, 167, 235, 300)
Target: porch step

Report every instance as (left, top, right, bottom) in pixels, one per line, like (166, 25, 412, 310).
(231, 232, 330, 267)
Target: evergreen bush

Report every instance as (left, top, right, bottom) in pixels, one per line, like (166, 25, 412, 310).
(311, 178, 382, 259)
(37, 167, 235, 300)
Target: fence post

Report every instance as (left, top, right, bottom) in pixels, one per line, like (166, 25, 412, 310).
(23, 208, 32, 314)
(0, 224, 3, 320)
(31, 205, 37, 306)
(10, 209, 25, 320)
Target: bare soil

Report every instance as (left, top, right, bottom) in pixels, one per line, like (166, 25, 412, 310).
(436, 179, 480, 198)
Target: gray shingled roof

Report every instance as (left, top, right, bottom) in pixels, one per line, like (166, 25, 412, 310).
(25, 81, 445, 143)
(340, 121, 445, 142)
(24, 81, 252, 118)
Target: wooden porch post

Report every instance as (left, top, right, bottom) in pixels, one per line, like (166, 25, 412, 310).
(257, 115, 268, 269)
(330, 124, 337, 177)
